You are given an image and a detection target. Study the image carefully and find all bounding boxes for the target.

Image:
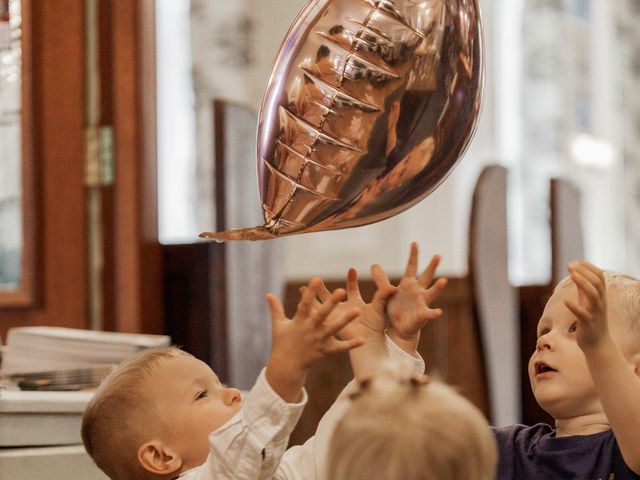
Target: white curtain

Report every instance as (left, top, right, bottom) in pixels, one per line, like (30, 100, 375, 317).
(190, 0, 257, 229)
(514, 0, 627, 282)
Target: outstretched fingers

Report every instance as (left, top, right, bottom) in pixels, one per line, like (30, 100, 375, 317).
(564, 298, 590, 323)
(346, 268, 363, 300)
(315, 277, 332, 303)
(371, 263, 396, 302)
(403, 241, 419, 278)
(296, 277, 326, 318)
(265, 293, 286, 327)
(323, 306, 361, 337)
(567, 262, 605, 311)
(418, 254, 441, 288)
(312, 287, 347, 325)
(423, 276, 448, 306)
(327, 336, 366, 353)
(571, 261, 605, 298)
(321, 308, 365, 353)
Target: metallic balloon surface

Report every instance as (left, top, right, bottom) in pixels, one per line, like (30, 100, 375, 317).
(201, 0, 483, 241)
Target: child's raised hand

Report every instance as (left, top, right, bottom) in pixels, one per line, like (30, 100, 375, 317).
(265, 277, 365, 402)
(564, 260, 609, 352)
(314, 268, 395, 343)
(268, 277, 365, 369)
(385, 242, 447, 352)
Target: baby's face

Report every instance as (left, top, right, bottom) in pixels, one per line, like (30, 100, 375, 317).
(147, 355, 242, 470)
(527, 282, 626, 420)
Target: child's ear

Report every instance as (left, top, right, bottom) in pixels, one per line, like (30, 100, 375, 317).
(137, 440, 182, 475)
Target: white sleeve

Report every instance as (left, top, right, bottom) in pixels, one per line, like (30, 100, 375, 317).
(275, 334, 425, 480)
(180, 368, 307, 480)
(385, 333, 426, 375)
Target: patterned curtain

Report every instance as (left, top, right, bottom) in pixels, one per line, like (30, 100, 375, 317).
(517, 0, 578, 283)
(190, 0, 257, 229)
(516, 0, 630, 281)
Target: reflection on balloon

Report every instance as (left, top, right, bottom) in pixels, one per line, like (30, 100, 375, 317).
(200, 0, 484, 241)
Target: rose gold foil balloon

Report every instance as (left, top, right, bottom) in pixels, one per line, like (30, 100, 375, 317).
(201, 0, 483, 241)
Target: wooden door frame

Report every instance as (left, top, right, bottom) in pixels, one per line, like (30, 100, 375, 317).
(108, 0, 163, 334)
(0, 0, 163, 339)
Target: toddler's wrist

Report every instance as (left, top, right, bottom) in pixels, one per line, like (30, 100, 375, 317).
(387, 326, 419, 343)
(267, 350, 307, 378)
(265, 354, 307, 403)
(386, 328, 420, 356)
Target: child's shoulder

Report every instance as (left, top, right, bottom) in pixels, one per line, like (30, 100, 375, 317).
(492, 423, 554, 444)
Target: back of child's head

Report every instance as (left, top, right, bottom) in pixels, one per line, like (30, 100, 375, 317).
(81, 346, 191, 480)
(328, 360, 497, 480)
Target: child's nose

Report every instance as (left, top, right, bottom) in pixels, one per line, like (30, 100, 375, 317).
(536, 333, 552, 351)
(223, 387, 242, 406)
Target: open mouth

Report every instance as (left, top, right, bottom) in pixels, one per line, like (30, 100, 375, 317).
(535, 362, 557, 375)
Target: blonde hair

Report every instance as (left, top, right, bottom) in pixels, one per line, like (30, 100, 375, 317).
(328, 361, 497, 480)
(602, 271, 640, 343)
(81, 346, 191, 480)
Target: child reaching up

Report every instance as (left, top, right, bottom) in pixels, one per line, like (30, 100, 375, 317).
(496, 261, 640, 478)
(308, 241, 447, 380)
(324, 243, 496, 480)
(333, 253, 640, 479)
(328, 359, 497, 480)
(276, 242, 452, 479)
(81, 278, 364, 480)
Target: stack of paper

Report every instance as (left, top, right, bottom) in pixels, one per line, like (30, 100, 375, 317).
(1, 326, 171, 377)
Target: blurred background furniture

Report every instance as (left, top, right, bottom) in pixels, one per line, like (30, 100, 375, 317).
(0, 389, 107, 479)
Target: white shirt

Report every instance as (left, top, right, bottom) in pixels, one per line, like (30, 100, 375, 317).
(177, 336, 423, 480)
(176, 368, 307, 480)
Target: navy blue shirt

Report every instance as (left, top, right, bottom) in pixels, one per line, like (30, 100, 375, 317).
(493, 424, 640, 480)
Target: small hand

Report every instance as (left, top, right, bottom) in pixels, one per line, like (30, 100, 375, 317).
(564, 260, 609, 352)
(386, 242, 447, 349)
(268, 277, 365, 370)
(265, 277, 364, 402)
(315, 268, 395, 342)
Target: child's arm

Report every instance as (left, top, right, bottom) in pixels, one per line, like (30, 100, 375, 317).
(316, 243, 446, 379)
(344, 267, 394, 380)
(385, 241, 448, 356)
(313, 267, 395, 381)
(265, 277, 365, 403)
(566, 261, 640, 474)
(198, 279, 363, 480)
(275, 248, 445, 480)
